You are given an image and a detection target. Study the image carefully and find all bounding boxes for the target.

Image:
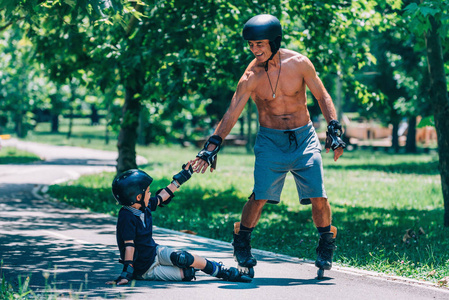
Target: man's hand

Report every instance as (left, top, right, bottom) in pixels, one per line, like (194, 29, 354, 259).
(326, 147, 344, 162)
(193, 135, 222, 173)
(192, 156, 214, 173)
(325, 120, 346, 161)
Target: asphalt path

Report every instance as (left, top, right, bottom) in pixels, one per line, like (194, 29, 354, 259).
(1, 139, 448, 299)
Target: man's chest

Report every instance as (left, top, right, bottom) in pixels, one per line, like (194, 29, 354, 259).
(252, 71, 306, 100)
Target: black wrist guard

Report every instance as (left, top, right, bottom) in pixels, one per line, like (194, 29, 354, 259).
(325, 120, 346, 150)
(173, 164, 193, 185)
(196, 135, 222, 170)
(157, 187, 175, 207)
(116, 261, 134, 283)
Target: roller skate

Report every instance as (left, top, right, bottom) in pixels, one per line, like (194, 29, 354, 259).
(232, 222, 256, 278)
(215, 263, 252, 283)
(315, 226, 337, 279)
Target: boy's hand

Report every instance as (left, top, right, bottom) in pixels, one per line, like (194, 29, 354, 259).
(107, 261, 134, 285)
(173, 161, 194, 186)
(106, 278, 129, 285)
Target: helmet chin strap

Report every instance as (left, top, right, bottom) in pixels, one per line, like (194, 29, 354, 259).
(137, 192, 147, 212)
(264, 42, 278, 71)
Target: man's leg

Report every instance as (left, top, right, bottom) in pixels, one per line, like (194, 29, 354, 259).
(310, 197, 337, 270)
(310, 197, 331, 228)
(233, 194, 267, 270)
(241, 194, 267, 228)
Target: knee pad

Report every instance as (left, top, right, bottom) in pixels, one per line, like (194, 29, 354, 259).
(170, 251, 194, 269)
(182, 267, 196, 281)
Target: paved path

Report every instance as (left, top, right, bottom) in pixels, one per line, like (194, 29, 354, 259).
(1, 139, 448, 299)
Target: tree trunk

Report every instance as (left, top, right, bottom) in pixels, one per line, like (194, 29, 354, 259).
(105, 101, 111, 145)
(405, 116, 417, 153)
(425, 16, 449, 227)
(15, 109, 25, 138)
(391, 119, 400, 153)
(67, 83, 77, 140)
(67, 106, 73, 140)
(51, 114, 59, 133)
(90, 104, 100, 125)
(116, 85, 141, 174)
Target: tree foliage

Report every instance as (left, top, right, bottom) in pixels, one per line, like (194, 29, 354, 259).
(404, 0, 449, 226)
(1, 0, 449, 224)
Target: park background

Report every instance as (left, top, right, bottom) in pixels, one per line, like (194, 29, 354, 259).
(1, 0, 449, 296)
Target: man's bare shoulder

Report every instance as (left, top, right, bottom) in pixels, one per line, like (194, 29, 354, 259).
(239, 59, 264, 88)
(246, 58, 265, 76)
(282, 49, 312, 66)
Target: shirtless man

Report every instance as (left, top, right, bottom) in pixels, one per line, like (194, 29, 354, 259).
(192, 14, 346, 276)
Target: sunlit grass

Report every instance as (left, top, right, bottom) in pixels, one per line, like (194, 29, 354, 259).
(0, 147, 41, 164)
(15, 120, 449, 284)
(47, 142, 448, 284)
(24, 119, 118, 151)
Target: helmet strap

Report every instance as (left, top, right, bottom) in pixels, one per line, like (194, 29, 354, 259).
(264, 41, 278, 71)
(136, 192, 147, 212)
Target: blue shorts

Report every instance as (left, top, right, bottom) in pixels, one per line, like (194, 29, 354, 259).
(253, 122, 327, 204)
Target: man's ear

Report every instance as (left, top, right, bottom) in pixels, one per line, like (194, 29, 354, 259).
(136, 194, 142, 201)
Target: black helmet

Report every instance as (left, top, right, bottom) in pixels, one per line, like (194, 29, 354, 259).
(243, 14, 282, 56)
(112, 169, 153, 206)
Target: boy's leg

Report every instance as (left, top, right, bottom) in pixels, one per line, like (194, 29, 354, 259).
(149, 265, 191, 281)
(142, 246, 194, 281)
(201, 259, 252, 282)
(156, 246, 251, 282)
(140, 256, 186, 281)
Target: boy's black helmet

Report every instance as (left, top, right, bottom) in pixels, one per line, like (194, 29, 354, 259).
(112, 169, 153, 206)
(242, 14, 282, 56)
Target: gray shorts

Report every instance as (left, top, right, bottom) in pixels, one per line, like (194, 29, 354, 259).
(141, 246, 183, 281)
(253, 122, 327, 204)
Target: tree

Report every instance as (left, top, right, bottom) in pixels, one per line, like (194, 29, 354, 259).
(89, 0, 263, 172)
(405, 0, 449, 226)
(1, 0, 145, 172)
(359, 17, 427, 153)
(0, 24, 53, 137)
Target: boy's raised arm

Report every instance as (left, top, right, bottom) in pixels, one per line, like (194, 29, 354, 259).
(156, 162, 193, 207)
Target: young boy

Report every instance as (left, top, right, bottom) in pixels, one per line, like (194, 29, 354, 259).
(107, 163, 251, 285)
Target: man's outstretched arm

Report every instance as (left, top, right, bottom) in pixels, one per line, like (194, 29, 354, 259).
(193, 72, 254, 173)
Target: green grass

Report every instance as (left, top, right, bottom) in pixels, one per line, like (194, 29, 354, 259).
(24, 119, 118, 151)
(1, 274, 32, 300)
(14, 119, 449, 285)
(0, 147, 41, 164)
(48, 142, 449, 285)
(1, 270, 91, 300)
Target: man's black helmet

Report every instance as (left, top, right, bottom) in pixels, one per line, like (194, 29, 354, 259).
(112, 169, 153, 206)
(243, 14, 282, 56)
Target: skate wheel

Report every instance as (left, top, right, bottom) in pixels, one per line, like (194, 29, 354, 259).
(247, 267, 255, 278)
(237, 266, 255, 278)
(237, 265, 246, 273)
(317, 268, 324, 279)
